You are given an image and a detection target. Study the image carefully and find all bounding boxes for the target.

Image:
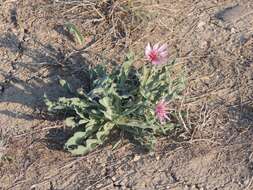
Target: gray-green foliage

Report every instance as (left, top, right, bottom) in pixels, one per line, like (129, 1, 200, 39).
(65, 23, 84, 45)
(45, 53, 185, 155)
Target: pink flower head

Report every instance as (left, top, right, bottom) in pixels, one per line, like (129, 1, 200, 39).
(155, 100, 170, 124)
(145, 43, 168, 65)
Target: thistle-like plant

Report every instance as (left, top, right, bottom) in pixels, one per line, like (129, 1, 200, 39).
(45, 48, 185, 156)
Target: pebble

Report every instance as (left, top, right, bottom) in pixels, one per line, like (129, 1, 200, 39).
(133, 155, 141, 162)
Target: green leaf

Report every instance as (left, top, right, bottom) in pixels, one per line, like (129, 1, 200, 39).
(65, 117, 76, 128)
(65, 131, 86, 147)
(59, 78, 72, 93)
(164, 123, 175, 130)
(99, 97, 114, 120)
(126, 51, 134, 60)
(134, 133, 156, 150)
(117, 120, 155, 130)
(86, 139, 99, 149)
(96, 122, 115, 143)
(44, 94, 54, 111)
(65, 23, 84, 45)
(68, 145, 90, 156)
(112, 139, 122, 150)
(84, 124, 99, 139)
(118, 52, 135, 86)
(79, 119, 89, 125)
(93, 64, 107, 78)
(52, 105, 66, 110)
(121, 103, 143, 116)
(140, 65, 151, 86)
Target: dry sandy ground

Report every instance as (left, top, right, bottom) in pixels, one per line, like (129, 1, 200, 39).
(1, 0, 253, 189)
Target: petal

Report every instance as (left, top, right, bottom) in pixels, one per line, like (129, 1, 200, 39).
(159, 57, 168, 64)
(152, 59, 161, 65)
(159, 51, 168, 58)
(156, 101, 161, 105)
(158, 44, 168, 52)
(158, 115, 163, 121)
(162, 100, 168, 105)
(160, 118, 166, 124)
(163, 107, 169, 111)
(164, 114, 170, 121)
(145, 43, 152, 57)
(153, 43, 160, 51)
(160, 99, 166, 104)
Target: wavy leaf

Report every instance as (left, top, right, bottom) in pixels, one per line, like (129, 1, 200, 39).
(65, 23, 84, 45)
(65, 117, 76, 128)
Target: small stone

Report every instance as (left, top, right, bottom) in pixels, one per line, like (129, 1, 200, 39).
(198, 21, 206, 29)
(112, 176, 117, 182)
(96, 183, 103, 188)
(231, 27, 236, 34)
(30, 185, 37, 190)
(133, 155, 141, 162)
(200, 40, 208, 49)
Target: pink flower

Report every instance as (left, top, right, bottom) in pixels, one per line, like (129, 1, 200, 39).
(155, 100, 170, 124)
(145, 43, 168, 65)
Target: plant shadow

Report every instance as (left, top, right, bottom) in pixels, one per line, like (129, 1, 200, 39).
(45, 127, 73, 151)
(0, 31, 92, 122)
(0, 31, 121, 154)
(228, 104, 253, 128)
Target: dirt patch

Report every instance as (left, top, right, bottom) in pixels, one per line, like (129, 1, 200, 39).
(1, 0, 253, 189)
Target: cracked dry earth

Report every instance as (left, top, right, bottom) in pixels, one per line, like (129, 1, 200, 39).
(1, 0, 253, 190)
